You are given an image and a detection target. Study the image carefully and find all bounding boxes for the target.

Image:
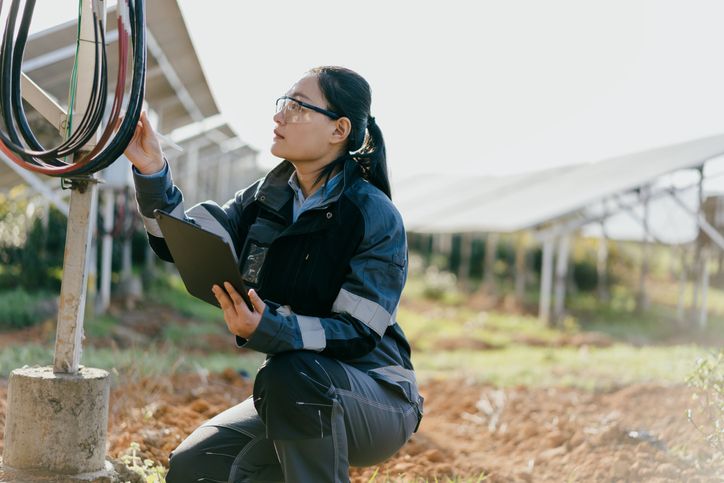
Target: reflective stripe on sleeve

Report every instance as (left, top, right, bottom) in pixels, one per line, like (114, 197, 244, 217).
(297, 315, 326, 351)
(331, 288, 391, 337)
(141, 202, 185, 238)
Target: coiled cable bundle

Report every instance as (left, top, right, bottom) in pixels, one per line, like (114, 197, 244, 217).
(0, 0, 146, 177)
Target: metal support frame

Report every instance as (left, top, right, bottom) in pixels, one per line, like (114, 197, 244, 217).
(457, 232, 473, 291)
(553, 233, 571, 325)
(483, 232, 498, 290)
(514, 232, 528, 303)
(539, 236, 554, 324)
(668, 189, 724, 252)
(597, 221, 610, 302)
(677, 243, 689, 322)
(182, 141, 200, 203)
(636, 185, 652, 312)
(20, 73, 68, 132)
(699, 246, 710, 328)
(99, 189, 115, 313)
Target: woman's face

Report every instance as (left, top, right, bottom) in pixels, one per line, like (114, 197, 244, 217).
(271, 74, 344, 163)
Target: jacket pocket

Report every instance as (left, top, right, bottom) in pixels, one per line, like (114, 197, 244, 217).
(240, 217, 284, 286)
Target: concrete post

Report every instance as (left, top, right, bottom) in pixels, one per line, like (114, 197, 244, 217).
(1, 0, 114, 480)
(2, 367, 112, 480)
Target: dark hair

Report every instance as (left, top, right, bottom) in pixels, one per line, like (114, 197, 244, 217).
(308, 66, 392, 199)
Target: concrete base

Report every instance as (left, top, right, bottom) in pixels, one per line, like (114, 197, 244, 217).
(0, 459, 116, 483)
(2, 366, 110, 477)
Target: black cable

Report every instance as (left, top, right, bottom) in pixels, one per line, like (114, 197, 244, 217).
(6, 0, 108, 160)
(73, 0, 145, 175)
(0, 0, 43, 165)
(0, 0, 146, 177)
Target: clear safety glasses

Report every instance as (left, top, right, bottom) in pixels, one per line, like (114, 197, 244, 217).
(275, 96, 341, 124)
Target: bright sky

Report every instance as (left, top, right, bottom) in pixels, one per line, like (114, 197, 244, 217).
(28, 0, 724, 185)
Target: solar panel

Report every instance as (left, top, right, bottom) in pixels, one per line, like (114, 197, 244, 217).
(395, 133, 724, 234)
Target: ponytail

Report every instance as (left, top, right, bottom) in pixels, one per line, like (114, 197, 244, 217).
(309, 66, 393, 200)
(354, 116, 391, 199)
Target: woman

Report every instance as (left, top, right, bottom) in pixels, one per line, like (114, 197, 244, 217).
(126, 66, 423, 482)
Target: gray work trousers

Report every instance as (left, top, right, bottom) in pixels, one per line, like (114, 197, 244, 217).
(165, 351, 421, 482)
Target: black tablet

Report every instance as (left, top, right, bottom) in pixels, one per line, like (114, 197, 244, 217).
(154, 209, 253, 310)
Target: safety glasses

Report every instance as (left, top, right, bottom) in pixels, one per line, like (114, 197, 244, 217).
(275, 96, 341, 124)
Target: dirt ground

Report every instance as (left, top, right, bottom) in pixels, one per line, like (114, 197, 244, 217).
(1, 370, 719, 482)
(0, 300, 720, 481)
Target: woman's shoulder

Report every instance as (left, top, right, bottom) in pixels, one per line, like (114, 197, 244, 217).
(343, 178, 405, 236)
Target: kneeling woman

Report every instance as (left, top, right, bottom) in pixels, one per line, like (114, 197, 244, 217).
(126, 66, 423, 482)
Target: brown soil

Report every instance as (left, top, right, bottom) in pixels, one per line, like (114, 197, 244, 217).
(1, 373, 719, 482)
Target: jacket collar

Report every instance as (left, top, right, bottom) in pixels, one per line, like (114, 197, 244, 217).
(253, 153, 361, 213)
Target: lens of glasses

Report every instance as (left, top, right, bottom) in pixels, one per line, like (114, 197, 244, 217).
(275, 97, 313, 124)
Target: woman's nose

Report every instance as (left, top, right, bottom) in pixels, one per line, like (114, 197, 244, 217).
(273, 110, 285, 125)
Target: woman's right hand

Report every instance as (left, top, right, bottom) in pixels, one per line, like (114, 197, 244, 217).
(123, 111, 165, 175)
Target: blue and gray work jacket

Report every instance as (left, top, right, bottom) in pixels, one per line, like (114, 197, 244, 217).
(133, 153, 423, 425)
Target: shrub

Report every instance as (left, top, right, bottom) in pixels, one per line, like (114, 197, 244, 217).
(0, 288, 57, 329)
(687, 349, 723, 466)
(422, 266, 457, 300)
(572, 258, 599, 292)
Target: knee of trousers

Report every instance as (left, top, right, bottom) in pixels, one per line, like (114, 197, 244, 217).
(165, 426, 228, 483)
(166, 445, 199, 483)
(253, 351, 348, 440)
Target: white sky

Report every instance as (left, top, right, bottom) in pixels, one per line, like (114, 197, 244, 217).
(27, 0, 724, 186)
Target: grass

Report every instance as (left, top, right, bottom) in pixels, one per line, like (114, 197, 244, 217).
(148, 273, 224, 323)
(398, 305, 568, 351)
(396, 265, 718, 390)
(569, 285, 724, 345)
(0, 343, 264, 380)
(410, 344, 706, 390)
(84, 313, 119, 339)
(161, 318, 225, 345)
(0, 268, 716, 393)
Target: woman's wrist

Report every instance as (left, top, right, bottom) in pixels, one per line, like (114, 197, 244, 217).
(138, 158, 165, 175)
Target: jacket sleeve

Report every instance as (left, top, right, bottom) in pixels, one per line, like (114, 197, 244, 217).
(236, 192, 408, 360)
(132, 158, 258, 263)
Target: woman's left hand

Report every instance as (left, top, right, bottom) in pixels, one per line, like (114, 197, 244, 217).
(212, 282, 266, 339)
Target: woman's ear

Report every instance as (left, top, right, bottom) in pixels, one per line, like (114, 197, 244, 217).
(330, 117, 352, 146)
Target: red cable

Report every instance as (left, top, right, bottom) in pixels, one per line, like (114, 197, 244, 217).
(0, 1, 130, 175)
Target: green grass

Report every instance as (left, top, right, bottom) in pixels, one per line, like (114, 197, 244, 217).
(410, 344, 707, 390)
(148, 273, 223, 323)
(0, 269, 715, 394)
(398, 305, 568, 351)
(0, 343, 264, 380)
(161, 318, 226, 345)
(569, 285, 724, 344)
(397, 270, 712, 389)
(84, 313, 119, 339)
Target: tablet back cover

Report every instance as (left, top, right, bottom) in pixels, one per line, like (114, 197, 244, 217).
(154, 210, 250, 309)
